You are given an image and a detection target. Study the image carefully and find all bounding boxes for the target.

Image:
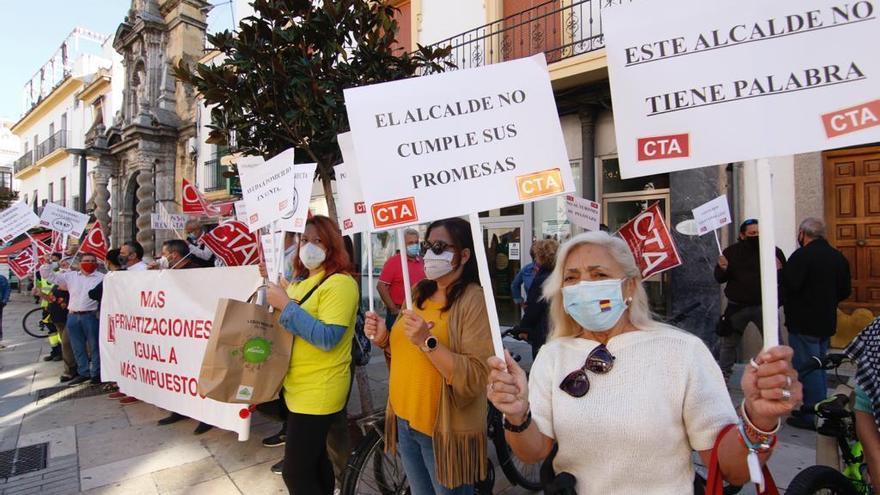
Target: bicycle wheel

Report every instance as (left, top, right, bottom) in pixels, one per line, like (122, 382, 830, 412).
(786, 465, 860, 495)
(22, 308, 50, 338)
(341, 428, 409, 495)
(488, 405, 544, 491)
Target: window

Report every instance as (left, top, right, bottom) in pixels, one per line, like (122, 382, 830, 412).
(0, 172, 10, 190)
(49, 123, 54, 137)
(60, 177, 66, 206)
(33, 135, 38, 152)
(61, 113, 67, 131)
(23, 194, 28, 205)
(48, 182, 54, 203)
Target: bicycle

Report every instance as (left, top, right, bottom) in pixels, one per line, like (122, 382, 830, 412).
(22, 306, 54, 338)
(786, 353, 873, 495)
(340, 329, 544, 494)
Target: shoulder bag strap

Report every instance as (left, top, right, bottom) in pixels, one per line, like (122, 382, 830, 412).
(295, 274, 332, 306)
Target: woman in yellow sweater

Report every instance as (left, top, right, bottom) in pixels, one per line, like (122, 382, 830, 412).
(364, 217, 494, 495)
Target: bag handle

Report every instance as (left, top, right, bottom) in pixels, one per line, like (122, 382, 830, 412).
(246, 285, 268, 305)
(705, 424, 779, 495)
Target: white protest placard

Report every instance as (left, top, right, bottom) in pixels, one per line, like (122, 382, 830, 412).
(564, 195, 601, 232)
(259, 232, 284, 281)
(39, 202, 90, 239)
(234, 200, 248, 223)
(334, 163, 369, 236)
(692, 195, 732, 235)
(99, 266, 263, 440)
(276, 162, 316, 234)
(603, 0, 880, 179)
(0, 202, 40, 243)
(238, 148, 296, 232)
(344, 54, 575, 231)
(151, 213, 188, 230)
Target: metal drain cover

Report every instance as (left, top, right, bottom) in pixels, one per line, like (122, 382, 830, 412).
(35, 384, 107, 402)
(0, 443, 48, 478)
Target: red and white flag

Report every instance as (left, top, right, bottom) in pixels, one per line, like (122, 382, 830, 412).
(201, 220, 261, 266)
(617, 202, 682, 279)
(9, 249, 36, 279)
(182, 178, 221, 216)
(79, 222, 109, 261)
(49, 231, 65, 254)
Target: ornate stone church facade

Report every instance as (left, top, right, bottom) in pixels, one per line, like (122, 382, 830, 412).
(87, 0, 208, 256)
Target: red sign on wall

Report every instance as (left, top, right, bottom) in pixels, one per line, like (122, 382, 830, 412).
(617, 203, 682, 279)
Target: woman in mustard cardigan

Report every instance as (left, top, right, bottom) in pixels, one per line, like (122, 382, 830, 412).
(364, 217, 494, 495)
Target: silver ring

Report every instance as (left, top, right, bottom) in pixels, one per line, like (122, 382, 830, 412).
(749, 358, 760, 370)
(781, 389, 791, 401)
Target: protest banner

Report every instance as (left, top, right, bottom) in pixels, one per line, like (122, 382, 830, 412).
(39, 202, 90, 239)
(79, 222, 109, 261)
(99, 266, 263, 440)
(565, 195, 601, 232)
(692, 195, 732, 253)
(238, 148, 297, 232)
(603, 0, 880, 178)
(201, 221, 261, 267)
(182, 179, 221, 216)
(259, 232, 283, 281)
(276, 162, 316, 234)
(617, 203, 682, 279)
(151, 213, 188, 230)
(234, 200, 248, 224)
(344, 54, 574, 231)
(337, 132, 374, 311)
(9, 249, 36, 279)
(0, 202, 40, 243)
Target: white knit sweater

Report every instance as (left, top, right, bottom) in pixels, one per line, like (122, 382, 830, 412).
(529, 327, 737, 494)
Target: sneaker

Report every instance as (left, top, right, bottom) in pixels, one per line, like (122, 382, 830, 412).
(90, 376, 102, 385)
(270, 459, 284, 475)
(59, 374, 77, 383)
(107, 392, 126, 400)
(193, 422, 213, 435)
(118, 396, 139, 405)
(52, 354, 63, 362)
(42, 354, 56, 362)
(786, 416, 817, 431)
(262, 432, 286, 448)
(158, 412, 185, 426)
(67, 375, 90, 386)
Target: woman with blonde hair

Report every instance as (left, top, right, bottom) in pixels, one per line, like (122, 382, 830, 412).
(487, 231, 801, 493)
(516, 239, 558, 357)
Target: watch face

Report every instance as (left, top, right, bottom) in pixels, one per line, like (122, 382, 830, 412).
(426, 336, 438, 349)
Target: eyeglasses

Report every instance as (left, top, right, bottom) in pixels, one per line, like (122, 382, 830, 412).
(421, 240, 456, 256)
(559, 344, 615, 398)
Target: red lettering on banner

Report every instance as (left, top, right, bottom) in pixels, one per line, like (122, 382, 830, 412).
(139, 291, 166, 308)
(372, 197, 418, 228)
(137, 366, 199, 396)
(105, 313, 213, 339)
(822, 99, 880, 138)
(120, 361, 138, 380)
(354, 202, 366, 214)
(617, 203, 682, 278)
(637, 133, 689, 161)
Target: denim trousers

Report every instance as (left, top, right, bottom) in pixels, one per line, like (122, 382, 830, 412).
(66, 312, 100, 378)
(396, 418, 473, 495)
(789, 332, 829, 423)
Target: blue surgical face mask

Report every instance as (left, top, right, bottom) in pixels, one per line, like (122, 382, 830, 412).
(406, 244, 420, 257)
(562, 279, 628, 332)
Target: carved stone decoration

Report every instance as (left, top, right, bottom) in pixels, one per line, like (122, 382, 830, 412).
(135, 166, 155, 255)
(92, 165, 113, 233)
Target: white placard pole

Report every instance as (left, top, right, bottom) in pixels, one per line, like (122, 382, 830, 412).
(365, 231, 374, 312)
(756, 158, 779, 350)
(468, 213, 505, 360)
(713, 230, 723, 255)
(397, 229, 413, 310)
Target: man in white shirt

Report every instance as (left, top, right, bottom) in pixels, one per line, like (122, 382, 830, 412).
(40, 253, 104, 386)
(120, 241, 148, 271)
(185, 220, 220, 267)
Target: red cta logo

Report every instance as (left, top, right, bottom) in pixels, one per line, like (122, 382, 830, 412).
(637, 133, 689, 161)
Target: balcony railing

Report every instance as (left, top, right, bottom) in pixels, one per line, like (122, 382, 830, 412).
(204, 158, 225, 192)
(429, 0, 625, 72)
(35, 130, 70, 162)
(13, 151, 34, 174)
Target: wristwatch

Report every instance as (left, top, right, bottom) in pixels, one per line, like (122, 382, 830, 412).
(421, 335, 438, 353)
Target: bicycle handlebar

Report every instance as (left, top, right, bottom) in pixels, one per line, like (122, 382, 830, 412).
(796, 353, 847, 376)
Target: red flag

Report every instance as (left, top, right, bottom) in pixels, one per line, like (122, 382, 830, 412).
(182, 178, 220, 216)
(201, 220, 261, 266)
(9, 249, 36, 279)
(48, 231, 64, 254)
(79, 222, 109, 261)
(617, 202, 682, 279)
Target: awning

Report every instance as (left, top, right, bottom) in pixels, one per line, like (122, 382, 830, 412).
(0, 232, 52, 261)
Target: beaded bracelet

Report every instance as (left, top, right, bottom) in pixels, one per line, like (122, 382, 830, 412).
(739, 399, 780, 451)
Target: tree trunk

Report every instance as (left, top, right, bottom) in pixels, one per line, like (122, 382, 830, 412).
(321, 167, 375, 417)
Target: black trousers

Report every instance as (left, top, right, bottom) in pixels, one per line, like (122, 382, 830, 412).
(282, 411, 339, 495)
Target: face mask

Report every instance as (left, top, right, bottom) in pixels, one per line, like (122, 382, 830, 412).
(406, 244, 420, 257)
(562, 279, 628, 332)
(423, 250, 455, 280)
(284, 245, 298, 281)
(80, 262, 98, 275)
(118, 255, 128, 266)
(745, 236, 759, 248)
(158, 256, 170, 270)
(50, 262, 59, 271)
(300, 242, 326, 270)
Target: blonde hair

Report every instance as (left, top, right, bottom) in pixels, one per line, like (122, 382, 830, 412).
(542, 231, 671, 340)
(532, 239, 559, 268)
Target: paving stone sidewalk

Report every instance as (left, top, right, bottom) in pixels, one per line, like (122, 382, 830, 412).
(0, 294, 821, 494)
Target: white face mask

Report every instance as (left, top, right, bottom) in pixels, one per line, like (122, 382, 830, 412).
(423, 250, 456, 280)
(158, 256, 170, 270)
(300, 242, 326, 270)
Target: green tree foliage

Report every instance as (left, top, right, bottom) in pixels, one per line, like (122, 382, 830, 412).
(174, 0, 452, 220)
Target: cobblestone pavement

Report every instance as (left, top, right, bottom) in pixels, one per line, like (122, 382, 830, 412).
(0, 294, 821, 494)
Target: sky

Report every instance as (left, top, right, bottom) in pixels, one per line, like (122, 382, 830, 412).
(0, 0, 235, 122)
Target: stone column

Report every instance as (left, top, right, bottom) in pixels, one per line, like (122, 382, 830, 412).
(135, 166, 155, 256)
(93, 165, 112, 239)
(578, 106, 599, 198)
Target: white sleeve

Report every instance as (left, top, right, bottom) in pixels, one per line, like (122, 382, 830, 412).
(528, 346, 556, 439)
(189, 242, 213, 261)
(683, 339, 738, 451)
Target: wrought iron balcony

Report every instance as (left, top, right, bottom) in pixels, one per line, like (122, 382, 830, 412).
(13, 151, 34, 175)
(204, 158, 226, 192)
(35, 130, 70, 162)
(429, 0, 624, 72)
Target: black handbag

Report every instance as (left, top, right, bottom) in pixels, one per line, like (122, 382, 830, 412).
(541, 444, 578, 495)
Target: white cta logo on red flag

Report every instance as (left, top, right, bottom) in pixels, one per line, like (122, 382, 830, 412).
(617, 203, 682, 279)
(182, 179, 221, 216)
(80, 222, 109, 261)
(201, 221, 261, 267)
(9, 249, 36, 279)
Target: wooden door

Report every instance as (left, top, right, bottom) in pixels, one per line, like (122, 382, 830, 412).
(502, 0, 562, 62)
(824, 146, 880, 313)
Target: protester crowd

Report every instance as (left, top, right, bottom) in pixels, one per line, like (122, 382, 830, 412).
(3, 212, 876, 495)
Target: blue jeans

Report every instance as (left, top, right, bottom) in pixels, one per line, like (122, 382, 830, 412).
(396, 418, 473, 495)
(789, 332, 829, 423)
(67, 312, 100, 378)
